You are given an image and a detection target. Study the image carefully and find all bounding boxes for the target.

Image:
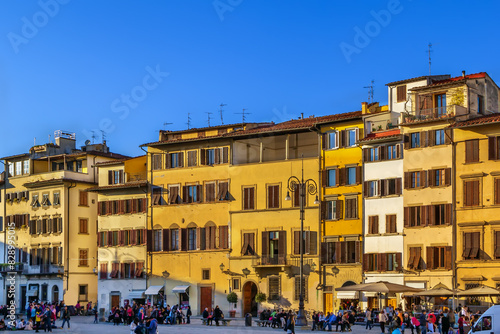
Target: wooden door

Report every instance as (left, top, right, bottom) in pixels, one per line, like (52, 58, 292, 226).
(243, 282, 258, 316)
(111, 295, 120, 308)
(323, 293, 333, 313)
(200, 287, 212, 314)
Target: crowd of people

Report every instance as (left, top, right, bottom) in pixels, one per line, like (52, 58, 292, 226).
(108, 302, 192, 326)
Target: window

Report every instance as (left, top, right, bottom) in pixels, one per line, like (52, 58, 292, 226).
(326, 131, 338, 149)
(490, 136, 500, 160)
(397, 85, 407, 102)
(207, 149, 215, 165)
(427, 246, 452, 270)
(365, 253, 378, 271)
(267, 185, 280, 209)
(184, 185, 201, 203)
(232, 278, 241, 291)
(346, 129, 358, 147)
(477, 95, 484, 114)
(386, 214, 397, 233)
(435, 93, 446, 116)
(465, 139, 479, 163)
(241, 233, 255, 255)
(153, 230, 162, 252)
(100, 263, 108, 280)
(431, 204, 448, 226)
(410, 133, 420, 148)
(152, 154, 162, 170)
(218, 181, 229, 201)
(15, 161, 21, 176)
(346, 167, 357, 185)
(345, 197, 357, 219)
(78, 285, 88, 302)
(407, 247, 422, 270)
(79, 190, 88, 206)
(23, 160, 30, 175)
(464, 180, 480, 207)
(410, 171, 421, 188)
(368, 216, 379, 234)
(167, 152, 184, 168)
(8, 163, 13, 177)
(294, 276, 308, 301)
(203, 147, 228, 165)
(387, 144, 398, 160)
(385, 178, 400, 196)
(367, 181, 378, 198)
(123, 263, 131, 279)
(205, 183, 216, 202)
(495, 179, 500, 205)
(434, 129, 445, 146)
(31, 194, 40, 208)
(473, 316, 492, 332)
(243, 187, 255, 210)
(53, 192, 60, 206)
(322, 241, 361, 264)
(326, 169, 337, 187)
(407, 206, 421, 227)
(168, 185, 180, 204)
(430, 169, 449, 187)
(324, 200, 342, 220)
(41, 194, 50, 206)
(188, 228, 196, 250)
(79, 249, 88, 267)
(171, 229, 179, 251)
(79, 219, 88, 234)
(187, 150, 197, 167)
(202, 269, 210, 280)
(268, 276, 281, 301)
(369, 147, 379, 161)
(463, 232, 480, 260)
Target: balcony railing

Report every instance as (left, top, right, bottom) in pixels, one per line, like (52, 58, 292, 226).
(23, 264, 63, 275)
(126, 172, 147, 182)
(0, 264, 24, 273)
(402, 104, 467, 123)
(368, 118, 399, 133)
(252, 255, 315, 267)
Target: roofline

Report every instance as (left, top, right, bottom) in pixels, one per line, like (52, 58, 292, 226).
(1, 153, 29, 161)
(160, 122, 252, 136)
(359, 134, 403, 144)
(449, 113, 500, 129)
(385, 75, 450, 87)
(86, 181, 148, 192)
(23, 178, 96, 189)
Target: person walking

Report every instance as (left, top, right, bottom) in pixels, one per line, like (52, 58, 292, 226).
(43, 307, 52, 332)
(186, 306, 192, 324)
(286, 314, 295, 334)
(366, 307, 373, 330)
(60, 306, 70, 329)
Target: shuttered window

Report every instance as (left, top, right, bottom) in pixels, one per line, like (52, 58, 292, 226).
(187, 150, 198, 167)
(79, 219, 88, 234)
(368, 216, 379, 234)
(407, 247, 422, 270)
(205, 183, 216, 202)
(495, 231, 500, 259)
(495, 179, 500, 205)
(241, 233, 255, 255)
(218, 181, 229, 201)
(152, 188, 163, 206)
(322, 200, 342, 220)
(397, 85, 407, 102)
(152, 154, 162, 170)
(268, 276, 281, 301)
(243, 187, 255, 210)
(463, 232, 481, 260)
(386, 214, 397, 233)
(267, 185, 280, 209)
(100, 263, 108, 280)
(465, 139, 479, 163)
(294, 276, 308, 301)
(345, 197, 357, 219)
(79, 249, 88, 267)
(464, 180, 480, 207)
(79, 190, 88, 206)
(168, 186, 180, 204)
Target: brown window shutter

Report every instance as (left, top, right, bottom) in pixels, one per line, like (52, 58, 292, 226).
(165, 154, 171, 169)
(428, 130, 435, 147)
(182, 186, 188, 203)
(420, 131, 427, 148)
(197, 184, 203, 202)
(321, 170, 327, 187)
(445, 246, 452, 270)
(463, 232, 471, 259)
(339, 130, 346, 148)
(374, 216, 379, 234)
(379, 179, 384, 196)
(489, 137, 498, 160)
(321, 134, 327, 149)
(496, 179, 500, 205)
(421, 205, 429, 227)
(339, 168, 345, 186)
(179, 152, 185, 167)
(445, 204, 452, 225)
(428, 169, 435, 187)
(309, 231, 317, 255)
(320, 201, 327, 220)
(426, 246, 434, 270)
(395, 178, 402, 195)
(407, 248, 415, 269)
(294, 231, 300, 255)
(396, 253, 402, 271)
(404, 207, 409, 227)
(471, 232, 480, 259)
(444, 168, 451, 186)
(380, 253, 387, 272)
(108, 171, 113, 185)
(261, 231, 268, 256)
(464, 181, 470, 206)
(363, 254, 369, 271)
(219, 226, 228, 249)
(119, 230, 124, 246)
(404, 135, 410, 149)
(335, 242, 342, 264)
(473, 140, 479, 162)
(444, 128, 453, 145)
(278, 231, 286, 261)
(146, 230, 153, 252)
(465, 140, 472, 163)
(473, 180, 480, 206)
(214, 148, 220, 165)
(200, 149, 206, 165)
(222, 147, 229, 164)
(180, 228, 188, 251)
(162, 229, 170, 251)
(422, 170, 428, 188)
(354, 240, 361, 263)
(414, 247, 421, 269)
(336, 199, 343, 219)
(249, 187, 255, 209)
(363, 181, 369, 197)
(495, 231, 500, 258)
(321, 242, 328, 264)
(356, 166, 362, 185)
(380, 146, 386, 161)
(120, 263, 125, 279)
(404, 172, 410, 189)
(363, 148, 369, 162)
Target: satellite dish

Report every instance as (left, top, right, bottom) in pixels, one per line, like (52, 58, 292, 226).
(85, 140, 91, 146)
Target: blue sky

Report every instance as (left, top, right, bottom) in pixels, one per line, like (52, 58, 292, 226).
(1, 0, 499, 158)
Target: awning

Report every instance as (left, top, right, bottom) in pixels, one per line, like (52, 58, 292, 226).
(144, 285, 164, 295)
(27, 289, 38, 297)
(336, 291, 359, 299)
(172, 285, 190, 294)
(364, 292, 379, 297)
(128, 290, 145, 299)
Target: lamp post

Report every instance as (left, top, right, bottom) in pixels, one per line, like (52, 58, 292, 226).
(285, 158, 319, 327)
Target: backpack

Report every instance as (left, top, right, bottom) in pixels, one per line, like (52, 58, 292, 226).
(135, 325, 146, 334)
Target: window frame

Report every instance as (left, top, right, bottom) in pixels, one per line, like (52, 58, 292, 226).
(326, 131, 339, 150)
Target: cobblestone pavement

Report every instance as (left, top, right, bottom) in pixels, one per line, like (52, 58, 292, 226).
(52, 316, 386, 334)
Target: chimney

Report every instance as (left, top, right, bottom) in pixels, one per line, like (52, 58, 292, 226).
(301, 113, 304, 119)
(462, 70, 466, 78)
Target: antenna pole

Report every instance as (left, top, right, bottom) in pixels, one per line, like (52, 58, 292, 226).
(163, 122, 173, 131)
(100, 130, 106, 143)
(428, 43, 432, 76)
(187, 113, 192, 130)
(91, 131, 97, 144)
(363, 80, 375, 104)
(206, 112, 213, 127)
(219, 103, 226, 125)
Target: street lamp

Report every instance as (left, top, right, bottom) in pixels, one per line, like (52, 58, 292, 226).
(284, 158, 318, 327)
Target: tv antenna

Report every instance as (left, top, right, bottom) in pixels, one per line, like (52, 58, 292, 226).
(235, 108, 250, 123)
(219, 103, 226, 125)
(427, 42, 433, 76)
(100, 130, 106, 143)
(364, 80, 374, 104)
(163, 122, 173, 131)
(91, 131, 97, 144)
(186, 113, 192, 129)
(206, 112, 213, 127)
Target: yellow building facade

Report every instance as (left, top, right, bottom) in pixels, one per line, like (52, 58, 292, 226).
(318, 110, 364, 312)
(0, 132, 126, 311)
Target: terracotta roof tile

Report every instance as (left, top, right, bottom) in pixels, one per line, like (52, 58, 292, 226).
(385, 75, 450, 86)
(449, 113, 500, 128)
(359, 129, 401, 142)
(410, 72, 486, 91)
(87, 181, 148, 192)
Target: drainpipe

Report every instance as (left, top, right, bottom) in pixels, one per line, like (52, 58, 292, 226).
(140, 147, 151, 290)
(450, 129, 457, 311)
(66, 182, 76, 298)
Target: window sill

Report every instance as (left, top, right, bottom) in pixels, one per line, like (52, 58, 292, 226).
(463, 161, 483, 165)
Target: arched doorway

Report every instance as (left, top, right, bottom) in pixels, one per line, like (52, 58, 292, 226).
(242, 281, 258, 316)
(52, 286, 59, 303)
(342, 281, 356, 288)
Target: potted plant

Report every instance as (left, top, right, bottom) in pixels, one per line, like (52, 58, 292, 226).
(227, 292, 238, 318)
(255, 292, 267, 303)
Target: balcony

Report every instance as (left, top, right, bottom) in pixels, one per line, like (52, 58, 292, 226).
(252, 255, 315, 267)
(23, 264, 64, 275)
(368, 118, 399, 133)
(126, 172, 147, 182)
(0, 263, 24, 273)
(402, 104, 467, 123)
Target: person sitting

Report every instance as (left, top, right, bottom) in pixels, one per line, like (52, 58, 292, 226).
(16, 318, 26, 330)
(213, 306, 223, 326)
(202, 308, 211, 326)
